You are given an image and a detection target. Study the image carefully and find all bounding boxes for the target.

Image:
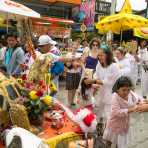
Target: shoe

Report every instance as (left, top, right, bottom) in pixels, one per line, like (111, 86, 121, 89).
(71, 103, 76, 106)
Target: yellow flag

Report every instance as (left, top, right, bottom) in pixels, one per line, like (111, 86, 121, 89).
(120, 0, 132, 14)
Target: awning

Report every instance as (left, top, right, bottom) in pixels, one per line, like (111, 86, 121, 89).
(42, 0, 81, 5)
(43, 17, 74, 24)
(32, 17, 74, 25)
(0, 0, 40, 18)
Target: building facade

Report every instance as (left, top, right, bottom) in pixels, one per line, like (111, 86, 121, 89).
(14, 0, 81, 19)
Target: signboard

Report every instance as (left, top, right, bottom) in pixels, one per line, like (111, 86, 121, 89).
(32, 25, 71, 38)
(95, 1, 111, 15)
(72, 0, 95, 31)
(48, 27, 71, 38)
(80, 0, 96, 27)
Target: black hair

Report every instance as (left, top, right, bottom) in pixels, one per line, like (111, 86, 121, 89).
(105, 49, 115, 66)
(99, 47, 115, 66)
(112, 76, 133, 93)
(6, 32, 18, 39)
(6, 32, 20, 49)
(81, 39, 88, 44)
(0, 64, 7, 72)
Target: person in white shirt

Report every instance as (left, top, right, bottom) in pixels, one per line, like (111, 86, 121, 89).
(114, 47, 131, 79)
(125, 51, 139, 87)
(94, 47, 120, 122)
(138, 40, 148, 99)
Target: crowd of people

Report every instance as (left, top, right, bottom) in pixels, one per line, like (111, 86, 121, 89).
(0, 32, 148, 148)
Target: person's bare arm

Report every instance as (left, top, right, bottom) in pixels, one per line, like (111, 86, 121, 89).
(135, 104, 148, 112)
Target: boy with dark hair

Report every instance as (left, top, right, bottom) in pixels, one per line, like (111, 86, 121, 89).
(0, 32, 25, 76)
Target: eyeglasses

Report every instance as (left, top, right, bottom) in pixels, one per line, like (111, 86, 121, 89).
(92, 44, 98, 47)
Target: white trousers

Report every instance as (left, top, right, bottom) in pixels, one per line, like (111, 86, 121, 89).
(141, 68, 148, 97)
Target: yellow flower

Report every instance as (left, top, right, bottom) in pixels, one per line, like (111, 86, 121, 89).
(29, 90, 38, 100)
(17, 78, 23, 84)
(42, 95, 53, 106)
(50, 82, 57, 93)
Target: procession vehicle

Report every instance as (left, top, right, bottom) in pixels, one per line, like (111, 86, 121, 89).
(0, 73, 97, 148)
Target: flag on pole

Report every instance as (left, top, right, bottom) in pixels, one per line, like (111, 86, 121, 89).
(120, 0, 132, 14)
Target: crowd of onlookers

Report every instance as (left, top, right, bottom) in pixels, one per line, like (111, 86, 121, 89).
(0, 32, 148, 148)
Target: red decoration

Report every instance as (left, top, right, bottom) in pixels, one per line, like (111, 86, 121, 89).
(83, 113, 95, 127)
(36, 90, 43, 97)
(21, 74, 27, 80)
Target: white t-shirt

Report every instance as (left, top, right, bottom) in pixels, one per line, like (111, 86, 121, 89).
(66, 52, 82, 73)
(116, 57, 131, 77)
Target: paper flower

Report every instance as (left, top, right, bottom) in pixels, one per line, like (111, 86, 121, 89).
(29, 90, 38, 100)
(41, 95, 53, 106)
(17, 78, 23, 84)
(36, 90, 43, 97)
(21, 74, 27, 81)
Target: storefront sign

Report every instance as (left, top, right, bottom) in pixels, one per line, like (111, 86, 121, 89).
(95, 1, 111, 14)
(48, 27, 71, 38)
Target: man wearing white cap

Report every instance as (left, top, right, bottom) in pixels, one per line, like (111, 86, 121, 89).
(38, 35, 55, 54)
(38, 35, 64, 94)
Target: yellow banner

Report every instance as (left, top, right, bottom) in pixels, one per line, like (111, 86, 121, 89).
(134, 27, 148, 39)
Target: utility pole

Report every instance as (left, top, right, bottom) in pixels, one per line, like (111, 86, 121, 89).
(111, 0, 117, 14)
(146, 0, 148, 18)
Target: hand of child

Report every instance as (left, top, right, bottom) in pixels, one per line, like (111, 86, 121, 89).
(135, 103, 148, 112)
(95, 79, 103, 85)
(92, 83, 100, 89)
(128, 105, 137, 113)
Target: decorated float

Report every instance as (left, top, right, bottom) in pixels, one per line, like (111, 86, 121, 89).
(0, 45, 101, 148)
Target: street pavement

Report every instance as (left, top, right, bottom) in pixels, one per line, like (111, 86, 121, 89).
(57, 80, 143, 106)
(57, 80, 148, 148)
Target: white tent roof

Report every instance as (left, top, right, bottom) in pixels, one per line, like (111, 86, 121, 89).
(0, 0, 40, 18)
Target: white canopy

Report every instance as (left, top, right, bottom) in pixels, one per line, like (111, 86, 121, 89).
(0, 0, 40, 18)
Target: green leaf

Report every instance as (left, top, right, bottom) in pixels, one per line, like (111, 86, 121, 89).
(30, 100, 36, 105)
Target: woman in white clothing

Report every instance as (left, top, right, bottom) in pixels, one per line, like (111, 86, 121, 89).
(94, 46, 120, 122)
(114, 47, 131, 78)
(125, 51, 139, 87)
(138, 40, 148, 99)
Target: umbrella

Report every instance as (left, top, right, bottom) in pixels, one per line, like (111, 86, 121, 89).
(96, 0, 148, 35)
(134, 27, 148, 39)
(96, 13, 148, 34)
(0, 0, 40, 18)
